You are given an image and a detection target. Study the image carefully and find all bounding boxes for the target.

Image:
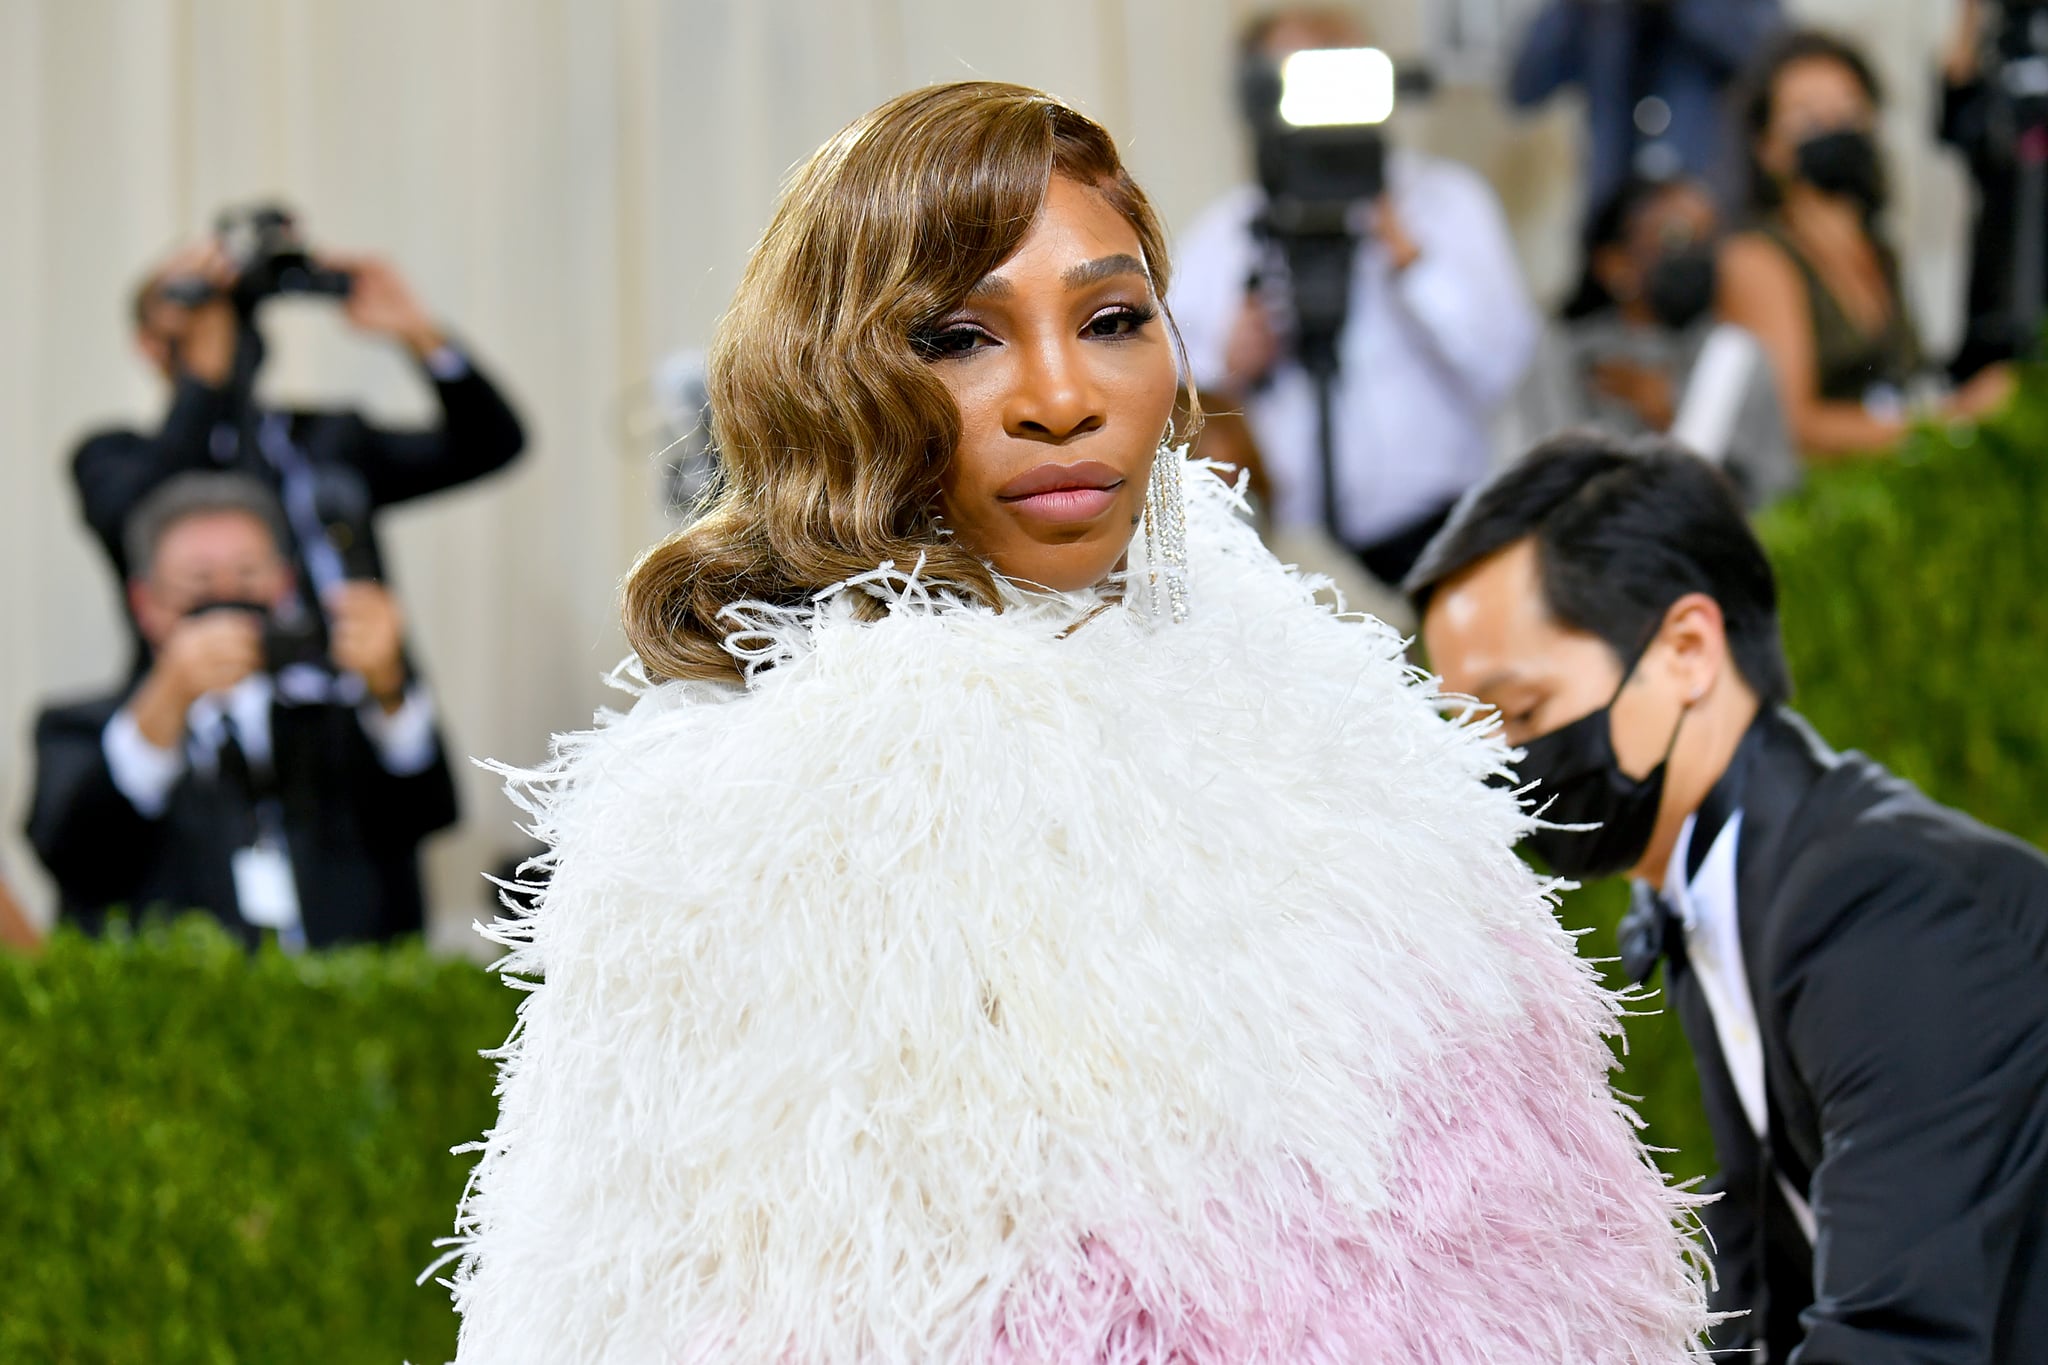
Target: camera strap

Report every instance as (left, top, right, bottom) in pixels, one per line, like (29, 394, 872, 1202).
(256, 414, 349, 599)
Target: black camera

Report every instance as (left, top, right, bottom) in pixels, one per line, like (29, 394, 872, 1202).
(159, 204, 353, 314)
(183, 601, 330, 675)
(1238, 47, 1434, 224)
(1234, 46, 1432, 539)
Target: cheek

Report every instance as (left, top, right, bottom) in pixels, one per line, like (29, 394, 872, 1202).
(1608, 680, 1683, 780)
(932, 366, 1004, 510)
(1121, 344, 1180, 437)
(133, 590, 178, 645)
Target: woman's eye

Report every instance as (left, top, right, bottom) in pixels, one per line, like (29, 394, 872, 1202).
(915, 325, 990, 359)
(1086, 305, 1157, 339)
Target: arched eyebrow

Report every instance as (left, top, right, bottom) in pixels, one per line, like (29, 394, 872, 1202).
(966, 252, 1151, 301)
(1062, 252, 1149, 289)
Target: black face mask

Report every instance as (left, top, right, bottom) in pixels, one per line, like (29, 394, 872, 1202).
(1795, 128, 1886, 213)
(1512, 652, 1689, 881)
(1643, 245, 1718, 332)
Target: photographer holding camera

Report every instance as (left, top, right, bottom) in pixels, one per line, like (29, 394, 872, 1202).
(1940, 0, 2048, 377)
(76, 206, 526, 669)
(26, 473, 458, 950)
(1508, 0, 1784, 219)
(1171, 5, 1539, 588)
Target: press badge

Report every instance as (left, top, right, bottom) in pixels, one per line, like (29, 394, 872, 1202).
(231, 841, 302, 932)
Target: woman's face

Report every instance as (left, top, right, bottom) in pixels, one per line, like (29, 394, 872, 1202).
(925, 175, 1179, 594)
(1595, 182, 1719, 305)
(1758, 56, 1875, 184)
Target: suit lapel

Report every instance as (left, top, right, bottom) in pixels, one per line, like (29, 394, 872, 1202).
(1734, 709, 1839, 1191)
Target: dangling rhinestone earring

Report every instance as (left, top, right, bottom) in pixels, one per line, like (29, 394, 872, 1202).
(1142, 434, 1189, 623)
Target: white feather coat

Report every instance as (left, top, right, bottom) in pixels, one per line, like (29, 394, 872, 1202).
(443, 464, 1708, 1363)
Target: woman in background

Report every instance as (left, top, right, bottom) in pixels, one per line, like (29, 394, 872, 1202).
(1721, 29, 2010, 460)
(1538, 172, 1796, 507)
(444, 81, 1708, 1364)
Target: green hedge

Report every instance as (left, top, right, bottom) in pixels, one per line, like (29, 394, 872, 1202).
(4, 384, 2044, 1357)
(0, 919, 511, 1365)
(1560, 369, 2048, 1185)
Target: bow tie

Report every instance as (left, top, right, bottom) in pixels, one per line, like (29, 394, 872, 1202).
(1618, 881, 1688, 986)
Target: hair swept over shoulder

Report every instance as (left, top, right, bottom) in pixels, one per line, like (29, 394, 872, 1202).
(623, 81, 1179, 683)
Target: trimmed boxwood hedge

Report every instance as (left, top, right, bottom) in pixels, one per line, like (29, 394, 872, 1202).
(3, 378, 2043, 1358)
(0, 919, 511, 1364)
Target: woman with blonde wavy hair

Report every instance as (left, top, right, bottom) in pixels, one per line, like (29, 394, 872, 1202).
(445, 81, 1709, 1363)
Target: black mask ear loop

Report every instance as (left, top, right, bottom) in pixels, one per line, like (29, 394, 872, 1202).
(1614, 626, 1698, 782)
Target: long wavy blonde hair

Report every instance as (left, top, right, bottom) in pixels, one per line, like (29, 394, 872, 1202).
(623, 82, 1182, 683)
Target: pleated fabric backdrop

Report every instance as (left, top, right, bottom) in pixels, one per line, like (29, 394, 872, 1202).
(0, 0, 1965, 943)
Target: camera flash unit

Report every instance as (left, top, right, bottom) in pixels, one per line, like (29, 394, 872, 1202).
(1277, 47, 1397, 128)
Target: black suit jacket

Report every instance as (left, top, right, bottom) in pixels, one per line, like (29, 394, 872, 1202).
(72, 353, 524, 659)
(26, 686, 460, 948)
(1675, 708, 2048, 1363)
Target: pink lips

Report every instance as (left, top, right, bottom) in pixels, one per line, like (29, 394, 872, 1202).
(996, 461, 1127, 525)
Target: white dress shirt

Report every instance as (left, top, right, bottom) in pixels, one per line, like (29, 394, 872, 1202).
(100, 671, 437, 942)
(101, 672, 439, 820)
(1169, 150, 1539, 548)
(1664, 809, 1817, 1243)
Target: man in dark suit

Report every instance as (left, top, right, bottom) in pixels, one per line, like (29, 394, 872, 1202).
(76, 228, 526, 666)
(1405, 433, 2048, 1361)
(28, 473, 458, 949)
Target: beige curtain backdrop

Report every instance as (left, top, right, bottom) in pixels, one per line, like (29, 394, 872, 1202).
(0, 0, 1965, 946)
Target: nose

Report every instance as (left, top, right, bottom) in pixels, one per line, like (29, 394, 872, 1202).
(1003, 334, 1106, 444)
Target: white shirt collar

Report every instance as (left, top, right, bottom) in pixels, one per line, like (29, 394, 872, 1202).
(1661, 804, 1818, 1242)
(187, 673, 276, 770)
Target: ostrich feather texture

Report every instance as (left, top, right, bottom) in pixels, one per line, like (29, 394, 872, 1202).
(443, 461, 1711, 1363)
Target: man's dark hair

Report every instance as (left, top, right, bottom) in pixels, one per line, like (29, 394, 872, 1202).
(1404, 432, 1793, 704)
(125, 472, 292, 582)
(1739, 28, 1885, 214)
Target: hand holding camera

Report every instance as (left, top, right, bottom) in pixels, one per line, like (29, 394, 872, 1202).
(129, 610, 266, 747)
(321, 254, 444, 359)
(325, 582, 408, 711)
(151, 205, 443, 382)
(144, 239, 241, 386)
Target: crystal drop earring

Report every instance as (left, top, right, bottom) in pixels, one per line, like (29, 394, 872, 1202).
(1142, 433, 1189, 623)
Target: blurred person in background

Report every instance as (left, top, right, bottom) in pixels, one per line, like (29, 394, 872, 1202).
(75, 210, 526, 671)
(1527, 172, 1796, 507)
(1409, 435, 2048, 1363)
(1508, 0, 1783, 215)
(1939, 0, 2047, 377)
(1721, 30, 2012, 460)
(1171, 4, 1539, 590)
(26, 473, 457, 950)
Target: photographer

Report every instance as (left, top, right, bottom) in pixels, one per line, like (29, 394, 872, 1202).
(76, 208, 526, 666)
(26, 473, 458, 949)
(1171, 5, 1538, 587)
(1940, 0, 2046, 376)
(1509, 0, 1783, 216)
